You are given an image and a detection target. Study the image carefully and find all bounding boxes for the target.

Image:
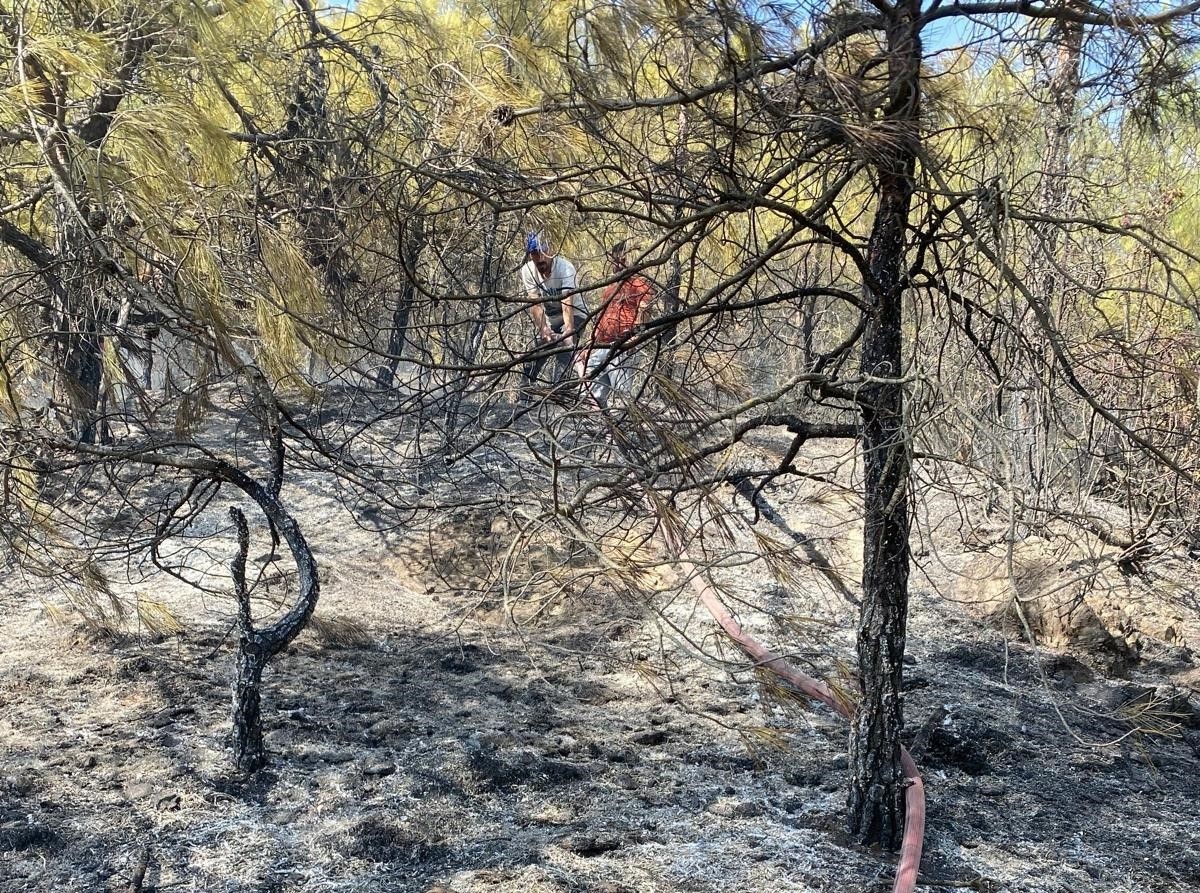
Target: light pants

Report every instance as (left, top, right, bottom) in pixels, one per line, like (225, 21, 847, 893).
(586, 347, 633, 404)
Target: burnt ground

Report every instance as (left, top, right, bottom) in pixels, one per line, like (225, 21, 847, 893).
(2, 406, 1199, 893)
(3, 593, 1198, 893)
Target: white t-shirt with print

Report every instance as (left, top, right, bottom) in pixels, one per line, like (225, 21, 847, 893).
(520, 256, 587, 319)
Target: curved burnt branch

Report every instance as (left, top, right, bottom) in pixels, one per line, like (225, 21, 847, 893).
(217, 460, 320, 775)
(42, 424, 320, 775)
(214, 460, 320, 657)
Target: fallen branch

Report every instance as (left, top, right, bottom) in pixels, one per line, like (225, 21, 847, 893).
(730, 475, 859, 607)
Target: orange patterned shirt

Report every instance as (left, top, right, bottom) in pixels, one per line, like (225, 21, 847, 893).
(593, 275, 653, 345)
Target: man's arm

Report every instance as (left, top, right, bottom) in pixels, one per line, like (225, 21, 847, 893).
(559, 262, 579, 339)
(529, 294, 552, 340)
(521, 265, 553, 340)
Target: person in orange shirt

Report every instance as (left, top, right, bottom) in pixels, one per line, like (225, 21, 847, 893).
(585, 241, 654, 404)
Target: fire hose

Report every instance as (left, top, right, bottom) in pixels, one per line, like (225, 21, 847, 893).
(566, 377, 925, 890)
(664, 533, 925, 893)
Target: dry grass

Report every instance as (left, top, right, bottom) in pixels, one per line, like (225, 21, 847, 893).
(307, 614, 375, 648)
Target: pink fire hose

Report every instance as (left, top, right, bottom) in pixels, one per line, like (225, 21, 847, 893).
(669, 537, 925, 893)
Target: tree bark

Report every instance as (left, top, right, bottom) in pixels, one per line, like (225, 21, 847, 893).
(223, 451, 320, 775)
(51, 24, 152, 443)
(442, 209, 498, 454)
(232, 637, 268, 775)
(54, 207, 104, 444)
(659, 101, 690, 348)
(1014, 6, 1085, 494)
(376, 216, 425, 389)
(847, 1, 921, 850)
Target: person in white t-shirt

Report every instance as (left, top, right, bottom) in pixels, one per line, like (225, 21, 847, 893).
(519, 232, 588, 391)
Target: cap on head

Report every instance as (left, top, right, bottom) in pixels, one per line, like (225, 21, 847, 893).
(525, 232, 543, 255)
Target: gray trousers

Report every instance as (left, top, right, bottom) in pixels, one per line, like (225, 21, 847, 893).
(522, 312, 584, 387)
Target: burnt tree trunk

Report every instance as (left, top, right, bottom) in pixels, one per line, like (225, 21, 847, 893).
(441, 209, 498, 455)
(62, 310, 104, 444)
(223, 446, 319, 775)
(376, 277, 417, 388)
(659, 100, 690, 348)
(57, 31, 150, 445)
(1013, 5, 1085, 495)
(53, 200, 103, 444)
(232, 638, 268, 775)
(847, 1, 921, 850)
(376, 214, 426, 389)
